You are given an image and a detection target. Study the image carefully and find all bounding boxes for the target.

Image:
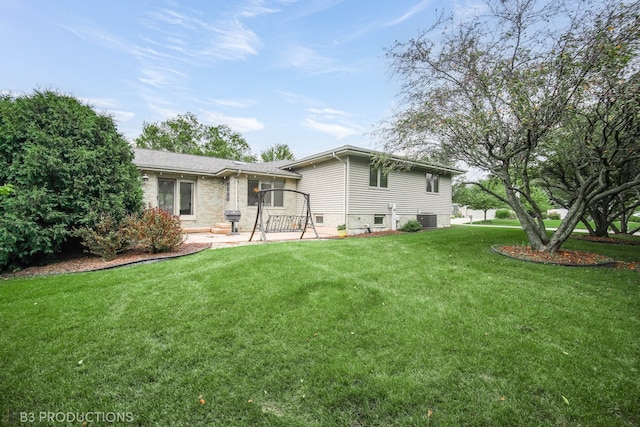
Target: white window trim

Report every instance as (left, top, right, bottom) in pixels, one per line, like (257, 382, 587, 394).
(369, 166, 389, 189)
(426, 173, 439, 194)
(158, 177, 197, 220)
(248, 179, 285, 208)
(178, 179, 197, 220)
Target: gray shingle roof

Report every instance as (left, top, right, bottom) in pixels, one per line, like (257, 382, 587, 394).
(132, 148, 301, 179)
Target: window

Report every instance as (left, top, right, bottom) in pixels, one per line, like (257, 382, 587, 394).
(248, 179, 285, 207)
(374, 214, 385, 225)
(158, 178, 195, 217)
(158, 179, 175, 214)
(369, 166, 388, 188)
(248, 179, 259, 206)
(315, 214, 324, 224)
(426, 173, 439, 193)
(225, 180, 230, 202)
(179, 182, 194, 215)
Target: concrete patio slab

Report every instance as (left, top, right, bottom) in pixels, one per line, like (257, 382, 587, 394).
(184, 226, 339, 248)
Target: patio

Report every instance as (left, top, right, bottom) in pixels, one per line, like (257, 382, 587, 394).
(185, 226, 339, 248)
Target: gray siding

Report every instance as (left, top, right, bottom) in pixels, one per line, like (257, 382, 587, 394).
(347, 156, 452, 229)
(295, 159, 346, 226)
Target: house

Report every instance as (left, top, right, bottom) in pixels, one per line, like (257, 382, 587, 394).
(133, 145, 464, 234)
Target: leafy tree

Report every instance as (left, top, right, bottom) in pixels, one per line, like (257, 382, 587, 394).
(0, 90, 142, 271)
(135, 112, 256, 161)
(260, 144, 296, 162)
(539, 71, 640, 237)
(380, 0, 640, 253)
(454, 179, 507, 221)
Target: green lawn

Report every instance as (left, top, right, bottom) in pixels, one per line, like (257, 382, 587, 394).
(470, 218, 640, 231)
(1, 228, 639, 426)
(471, 218, 568, 227)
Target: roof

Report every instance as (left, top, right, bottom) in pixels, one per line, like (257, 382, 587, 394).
(132, 145, 465, 179)
(281, 145, 466, 175)
(133, 148, 301, 179)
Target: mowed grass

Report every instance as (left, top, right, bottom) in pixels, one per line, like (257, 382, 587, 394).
(1, 227, 638, 426)
(470, 218, 640, 232)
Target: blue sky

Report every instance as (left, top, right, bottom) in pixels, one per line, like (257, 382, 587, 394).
(1, 0, 478, 159)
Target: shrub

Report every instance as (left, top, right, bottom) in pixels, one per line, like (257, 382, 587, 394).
(0, 90, 142, 271)
(73, 214, 132, 261)
(130, 205, 184, 254)
(400, 220, 423, 232)
(548, 212, 562, 220)
(495, 209, 513, 219)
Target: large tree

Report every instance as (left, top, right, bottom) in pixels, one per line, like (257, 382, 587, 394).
(380, 0, 640, 252)
(0, 90, 143, 270)
(539, 72, 640, 237)
(135, 112, 256, 161)
(260, 144, 296, 162)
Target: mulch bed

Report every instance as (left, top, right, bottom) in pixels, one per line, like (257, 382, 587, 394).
(492, 245, 638, 271)
(493, 245, 614, 266)
(2, 242, 212, 278)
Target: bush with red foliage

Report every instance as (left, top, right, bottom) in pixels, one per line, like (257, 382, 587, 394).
(129, 205, 184, 254)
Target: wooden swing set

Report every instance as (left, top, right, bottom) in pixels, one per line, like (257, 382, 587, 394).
(249, 189, 319, 242)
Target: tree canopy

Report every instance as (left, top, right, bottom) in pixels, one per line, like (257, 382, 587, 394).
(380, 0, 640, 252)
(0, 90, 143, 271)
(260, 144, 296, 162)
(453, 179, 507, 221)
(135, 112, 256, 161)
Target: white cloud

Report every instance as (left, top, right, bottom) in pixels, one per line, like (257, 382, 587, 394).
(138, 67, 188, 88)
(303, 118, 358, 139)
(143, 3, 273, 63)
(110, 110, 136, 123)
(307, 107, 348, 117)
(58, 23, 134, 55)
(281, 45, 355, 74)
(212, 99, 254, 108)
(79, 97, 117, 108)
(78, 97, 135, 123)
(201, 111, 264, 133)
(452, 0, 488, 24)
(384, 0, 432, 27)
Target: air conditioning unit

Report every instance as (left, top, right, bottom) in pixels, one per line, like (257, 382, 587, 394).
(416, 214, 437, 229)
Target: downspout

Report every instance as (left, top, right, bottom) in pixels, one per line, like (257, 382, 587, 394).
(235, 169, 241, 210)
(332, 152, 348, 228)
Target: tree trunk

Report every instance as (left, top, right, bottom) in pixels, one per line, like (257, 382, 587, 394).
(509, 186, 587, 253)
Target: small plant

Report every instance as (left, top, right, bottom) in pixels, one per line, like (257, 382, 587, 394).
(337, 224, 346, 230)
(400, 220, 423, 232)
(129, 205, 184, 254)
(548, 212, 562, 220)
(74, 214, 132, 261)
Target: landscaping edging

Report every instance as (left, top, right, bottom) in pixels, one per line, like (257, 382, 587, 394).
(2, 243, 212, 278)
